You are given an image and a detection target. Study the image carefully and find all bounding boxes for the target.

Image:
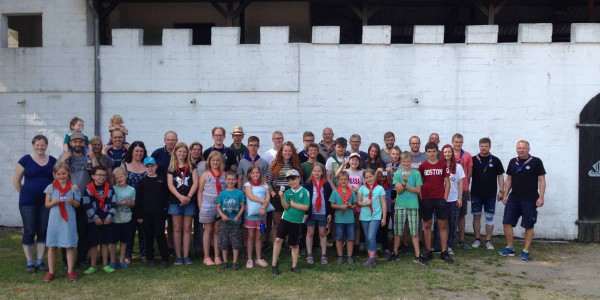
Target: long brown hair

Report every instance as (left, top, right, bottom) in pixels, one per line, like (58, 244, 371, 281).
(270, 141, 301, 177)
(441, 144, 456, 174)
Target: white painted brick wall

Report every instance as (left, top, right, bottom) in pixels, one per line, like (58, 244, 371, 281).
(2, 0, 600, 240)
(466, 25, 499, 44)
(518, 23, 553, 43)
(311, 26, 340, 44)
(571, 23, 600, 43)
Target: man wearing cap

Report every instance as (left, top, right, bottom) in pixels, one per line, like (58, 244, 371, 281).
(59, 131, 92, 269)
(203, 126, 238, 172)
(151, 131, 178, 177)
(230, 126, 248, 165)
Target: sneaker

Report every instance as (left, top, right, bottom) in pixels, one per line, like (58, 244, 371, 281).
(363, 257, 376, 268)
(174, 257, 183, 266)
(83, 266, 97, 275)
(485, 241, 495, 250)
(67, 272, 78, 281)
(521, 251, 530, 262)
(346, 257, 354, 265)
(290, 266, 301, 273)
(471, 239, 481, 249)
(441, 251, 454, 264)
(232, 263, 240, 271)
(272, 265, 281, 275)
(119, 261, 130, 269)
(498, 247, 516, 257)
(160, 260, 170, 268)
(37, 263, 48, 272)
(337, 257, 344, 265)
(458, 240, 471, 249)
(147, 260, 156, 267)
(255, 259, 268, 268)
(108, 262, 116, 269)
(447, 247, 454, 256)
(103, 265, 115, 273)
(221, 262, 228, 270)
(183, 257, 193, 266)
(25, 265, 36, 273)
(413, 256, 427, 265)
(246, 260, 254, 269)
(43, 273, 55, 282)
(387, 253, 399, 262)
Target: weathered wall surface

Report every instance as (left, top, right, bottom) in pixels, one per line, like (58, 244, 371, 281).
(2, 0, 600, 239)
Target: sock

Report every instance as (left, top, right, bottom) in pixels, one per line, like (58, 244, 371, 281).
(522, 249, 529, 253)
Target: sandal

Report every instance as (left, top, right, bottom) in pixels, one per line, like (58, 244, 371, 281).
(306, 255, 314, 265)
(321, 255, 328, 265)
(203, 258, 215, 266)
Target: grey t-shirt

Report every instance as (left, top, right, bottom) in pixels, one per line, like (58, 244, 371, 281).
(410, 152, 427, 170)
(381, 149, 392, 165)
(61, 154, 91, 188)
(237, 156, 269, 185)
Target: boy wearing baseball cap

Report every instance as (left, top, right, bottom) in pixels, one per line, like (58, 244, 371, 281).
(271, 169, 309, 275)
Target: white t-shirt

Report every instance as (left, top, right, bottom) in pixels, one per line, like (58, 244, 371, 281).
(325, 155, 347, 171)
(448, 164, 465, 202)
(263, 149, 277, 165)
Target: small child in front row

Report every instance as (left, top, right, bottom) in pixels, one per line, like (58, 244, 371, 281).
(357, 168, 387, 268)
(329, 171, 357, 265)
(43, 162, 81, 282)
(391, 151, 425, 265)
(63, 116, 91, 164)
(83, 166, 117, 274)
(216, 171, 246, 270)
(271, 169, 310, 275)
(243, 165, 271, 268)
(110, 167, 135, 269)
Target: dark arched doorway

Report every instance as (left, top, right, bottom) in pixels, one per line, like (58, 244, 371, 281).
(578, 93, 600, 242)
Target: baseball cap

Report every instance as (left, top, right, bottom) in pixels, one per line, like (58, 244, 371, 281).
(143, 157, 157, 166)
(232, 126, 244, 135)
(285, 169, 300, 178)
(349, 152, 361, 160)
(70, 131, 85, 141)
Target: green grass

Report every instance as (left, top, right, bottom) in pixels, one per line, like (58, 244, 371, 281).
(0, 230, 594, 299)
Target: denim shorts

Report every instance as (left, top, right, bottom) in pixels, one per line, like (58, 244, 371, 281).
(502, 198, 537, 229)
(306, 214, 327, 228)
(19, 205, 50, 245)
(168, 203, 196, 216)
(335, 223, 355, 241)
(471, 196, 496, 214)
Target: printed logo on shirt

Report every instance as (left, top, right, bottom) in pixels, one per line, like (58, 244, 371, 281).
(423, 168, 443, 176)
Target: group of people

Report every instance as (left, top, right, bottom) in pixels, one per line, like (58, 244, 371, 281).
(12, 115, 547, 281)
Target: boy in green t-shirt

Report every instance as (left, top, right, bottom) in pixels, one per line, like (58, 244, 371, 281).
(329, 171, 357, 264)
(271, 169, 309, 275)
(391, 151, 425, 265)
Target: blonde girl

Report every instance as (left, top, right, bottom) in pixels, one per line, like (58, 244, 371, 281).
(198, 151, 226, 266)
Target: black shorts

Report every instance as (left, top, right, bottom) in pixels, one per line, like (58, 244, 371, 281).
(88, 222, 112, 246)
(459, 191, 469, 217)
(420, 199, 448, 221)
(276, 219, 302, 246)
(502, 197, 537, 229)
(111, 221, 132, 244)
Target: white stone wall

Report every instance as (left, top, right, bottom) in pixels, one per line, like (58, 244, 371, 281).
(2, 1, 600, 240)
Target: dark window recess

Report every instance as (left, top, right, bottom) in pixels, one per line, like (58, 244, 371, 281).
(174, 23, 215, 45)
(7, 14, 43, 47)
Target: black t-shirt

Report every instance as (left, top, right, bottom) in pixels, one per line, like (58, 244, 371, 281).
(471, 154, 505, 198)
(203, 146, 237, 171)
(298, 149, 327, 165)
(168, 164, 197, 205)
(507, 156, 546, 200)
(135, 175, 168, 216)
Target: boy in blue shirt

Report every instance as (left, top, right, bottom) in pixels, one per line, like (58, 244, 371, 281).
(217, 172, 246, 270)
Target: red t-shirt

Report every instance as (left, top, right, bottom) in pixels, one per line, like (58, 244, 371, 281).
(418, 160, 449, 200)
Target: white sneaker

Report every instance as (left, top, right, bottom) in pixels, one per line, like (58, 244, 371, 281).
(471, 239, 481, 249)
(447, 247, 454, 256)
(485, 241, 495, 250)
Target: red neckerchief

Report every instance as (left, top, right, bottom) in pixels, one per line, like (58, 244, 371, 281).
(312, 178, 326, 212)
(209, 169, 222, 194)
(87, 182, 110, 211)
(379, 181, 390, 190)
(365, 183, 378, 215)
(54, 181, 72, 222)
(336, 186, 352, 215)
(249, 180, 262, 187)
(176, 165, 189, 187)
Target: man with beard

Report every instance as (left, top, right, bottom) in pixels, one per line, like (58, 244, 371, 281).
(59, 131, 92, 269)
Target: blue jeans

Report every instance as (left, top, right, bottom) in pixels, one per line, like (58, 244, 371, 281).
(19, 205, 50, 245)
(361, 220, 381, 252)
